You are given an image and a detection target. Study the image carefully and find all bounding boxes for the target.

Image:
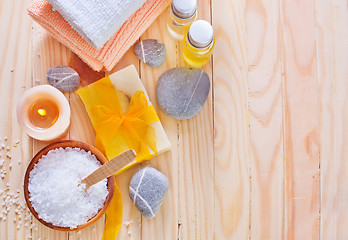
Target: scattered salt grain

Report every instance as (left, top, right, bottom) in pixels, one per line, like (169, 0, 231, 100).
(4, 137, 7, 141)
(28, 147, 108, 229)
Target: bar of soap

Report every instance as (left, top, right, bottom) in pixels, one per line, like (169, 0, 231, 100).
(129, 166, 169, 219)
(133, 39, 166, 67)
(77, 65, 171, 174)
(47, 66, 80, 92)
(156, 67, 210, 119)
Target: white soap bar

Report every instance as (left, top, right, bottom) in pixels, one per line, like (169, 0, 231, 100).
(107, 65, 172, 173)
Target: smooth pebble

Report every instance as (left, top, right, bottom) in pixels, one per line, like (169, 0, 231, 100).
(156, 67, 210, 119)
(133, 39, 166, 67)
(47, 66, 80, 92)
(129, 167, 169, 219)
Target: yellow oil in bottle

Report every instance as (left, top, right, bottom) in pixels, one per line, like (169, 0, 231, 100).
(29, 99, 59, 129)
(167, 0, 198, 40)
(183, 20, 215, 68)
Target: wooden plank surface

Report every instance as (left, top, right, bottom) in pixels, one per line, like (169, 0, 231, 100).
(1, 0, 348, 239)
(246, 0, 284, 239)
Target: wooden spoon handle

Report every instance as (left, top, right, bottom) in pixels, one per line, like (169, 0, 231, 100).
(81, 150, 136, 189)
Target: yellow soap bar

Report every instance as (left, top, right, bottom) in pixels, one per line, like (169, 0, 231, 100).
(77, 65, 171, 174)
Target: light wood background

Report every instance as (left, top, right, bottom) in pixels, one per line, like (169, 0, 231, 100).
(0, 0, 347, 239)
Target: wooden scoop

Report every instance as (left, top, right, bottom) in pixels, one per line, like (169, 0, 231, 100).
(81, 149, 136, 190)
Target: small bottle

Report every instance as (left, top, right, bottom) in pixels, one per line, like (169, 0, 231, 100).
(183, 20, 215, 68)
(167, 0, 198, 40)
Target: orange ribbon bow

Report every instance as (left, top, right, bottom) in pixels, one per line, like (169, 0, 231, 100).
(77, 76, 159, 164)
(91, 90, 159, 162)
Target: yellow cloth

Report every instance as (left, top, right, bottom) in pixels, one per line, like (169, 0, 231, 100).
(77, 76, 159, 162)
(101, 179, 122, 240)
(77, 75, 162, 240)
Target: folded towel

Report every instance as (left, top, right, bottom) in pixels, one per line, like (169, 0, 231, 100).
(45, 0, 147, 49)
(28, 0, 170, 72)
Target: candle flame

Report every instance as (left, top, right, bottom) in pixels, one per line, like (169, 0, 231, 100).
(38, 109, 47, 116)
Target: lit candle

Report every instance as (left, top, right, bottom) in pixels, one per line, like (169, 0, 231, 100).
(17, 85, 70, 141)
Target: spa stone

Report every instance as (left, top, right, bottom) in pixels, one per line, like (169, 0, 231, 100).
(129, 166, 169, 219)
(47, 66, 80, 92)
(133, 39, 166, 67)
(156, 67, 210, 119)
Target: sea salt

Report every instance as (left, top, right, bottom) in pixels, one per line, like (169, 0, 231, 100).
(28, 147, 108, 229)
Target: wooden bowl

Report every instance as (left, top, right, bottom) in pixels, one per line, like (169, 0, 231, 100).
(24, 140, 115, 231)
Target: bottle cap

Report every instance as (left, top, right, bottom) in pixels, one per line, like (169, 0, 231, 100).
(188, 20, 214, 48)
(172, 0, 197, 18)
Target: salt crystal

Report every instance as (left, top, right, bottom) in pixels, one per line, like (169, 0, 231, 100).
(4, 137, 7, 141)
(6, 146, 10, 151)
(28, 147, 108, 229)
(16, 225, 20, 230)
(1, 144, 4, 149)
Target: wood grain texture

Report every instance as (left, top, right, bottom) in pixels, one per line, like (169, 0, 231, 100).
(212, 0, 251, 239)
(3, 0, 348, 239)
(176, 0, 215, 239)
(0, 0, 33, 239)
(280, 0, 320, 239)
(140, 9, 179, 240)
(246, 0, 284, 239)
(315, 0, 348, 239)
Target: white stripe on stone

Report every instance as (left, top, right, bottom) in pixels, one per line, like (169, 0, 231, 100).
(129, 186, 155, 218)
(132, 166, 148, 204)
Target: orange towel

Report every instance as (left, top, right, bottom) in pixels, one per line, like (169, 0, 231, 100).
(28, 0, 170, 72)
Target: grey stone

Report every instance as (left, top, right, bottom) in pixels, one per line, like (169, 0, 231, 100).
(129, 167, 169, 219)
(133, 39, 166, 67)
(47, 66, 80, 92)
(156, 67, 210, 119)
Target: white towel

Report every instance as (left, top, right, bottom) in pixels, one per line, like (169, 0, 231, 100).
(46, 0, 147, 49)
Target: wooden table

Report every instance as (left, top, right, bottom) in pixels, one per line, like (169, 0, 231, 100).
(1, 0, 347, 239)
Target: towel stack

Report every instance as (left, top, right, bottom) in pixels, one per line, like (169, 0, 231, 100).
(28, 0, 170, 71)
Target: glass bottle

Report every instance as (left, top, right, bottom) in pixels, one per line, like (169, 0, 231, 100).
(167, 0, 198, 40)
(183, 20, 215, 68)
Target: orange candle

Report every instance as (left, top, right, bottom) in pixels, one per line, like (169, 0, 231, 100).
(17, 85, 70, 141)
(29, 99, 59, 129)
